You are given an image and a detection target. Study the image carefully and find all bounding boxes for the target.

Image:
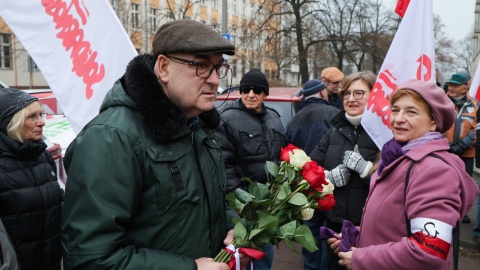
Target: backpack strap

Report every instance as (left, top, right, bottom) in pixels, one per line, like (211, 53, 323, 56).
(404, 154, 459, 270)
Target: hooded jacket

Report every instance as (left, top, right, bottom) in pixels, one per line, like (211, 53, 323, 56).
(354, 139, 479, 270)
(61, 54, 231, 270)
(0, 125, 63, 270)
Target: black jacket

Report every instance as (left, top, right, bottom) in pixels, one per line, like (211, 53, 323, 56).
(310, 113, 378, 225)
(285, 97, 340, 155)
(217, 99, 286, 192)
(0, 133, 63, 270)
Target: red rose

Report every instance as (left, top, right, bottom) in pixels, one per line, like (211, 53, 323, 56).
(317, 194, 335, 211)
(280, 144, 301, 162)
(301, 161, 327, 190)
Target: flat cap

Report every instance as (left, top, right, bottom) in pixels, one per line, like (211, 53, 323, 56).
(321, 67, 344, 82)
(152, 20, 235, 58)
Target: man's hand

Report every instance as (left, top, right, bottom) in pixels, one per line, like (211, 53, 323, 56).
(223, 229, 250, 267)
(195, 258, 229, 270)
(325, 165, 351, 187)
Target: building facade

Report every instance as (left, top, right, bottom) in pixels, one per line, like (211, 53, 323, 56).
(0, 0, 296, 90)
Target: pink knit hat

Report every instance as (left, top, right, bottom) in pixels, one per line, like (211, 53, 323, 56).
(397, 79, 455, 133)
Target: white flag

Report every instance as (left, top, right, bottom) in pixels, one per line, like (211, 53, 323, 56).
(0, 0, 138, 133)
(469, 67, 480, 100)
(361, 0, 436, 149)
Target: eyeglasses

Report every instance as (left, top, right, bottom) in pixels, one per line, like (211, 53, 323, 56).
(239, 86, 265, 95)
(340, 90, 369, 100)
(26, 112, 46, 123)
(165, 55, 230, 79)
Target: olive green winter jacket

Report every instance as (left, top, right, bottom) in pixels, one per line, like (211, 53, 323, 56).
(61, 54, 232, 270)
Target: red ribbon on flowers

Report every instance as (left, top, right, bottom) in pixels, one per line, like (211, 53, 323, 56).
(225, 245, 265, 270)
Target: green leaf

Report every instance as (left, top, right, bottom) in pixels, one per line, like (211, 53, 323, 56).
(279, 221, 297, 237)
(234, 199, 246, 211)
(252, 199, 273, 208)
(234, 221, 247, 244)
(266, 161, 279, 177)
(294, 224, 319, 253)
(249, 182, 270, 200)
(241, 177, 254, 185)
(288, 193, 308, 206)
(226, 192, 237, 210)
(277, 186, 287, 200)
(257, 215, 278, 229)
(235, 188, 255, 204)
(285, 165, 297, 182)
(248, 228, 265, 240)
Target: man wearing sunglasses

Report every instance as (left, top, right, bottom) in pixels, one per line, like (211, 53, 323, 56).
(216, 68, 286, 270)
(61, 20, 244, 270)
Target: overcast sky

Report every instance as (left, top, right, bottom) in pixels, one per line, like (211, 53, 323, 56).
(386, 0, 476, 42)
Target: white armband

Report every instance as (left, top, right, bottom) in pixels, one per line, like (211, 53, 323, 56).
(409, 217, 452, 260)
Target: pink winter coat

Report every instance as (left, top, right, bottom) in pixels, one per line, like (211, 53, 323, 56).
(353, 138, 479, 270)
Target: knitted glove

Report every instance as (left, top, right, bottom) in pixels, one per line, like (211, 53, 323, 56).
(343, 151, 373, 178)
(325, 164, 351, 187)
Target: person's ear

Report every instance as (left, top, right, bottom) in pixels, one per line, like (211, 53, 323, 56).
(430, 121, 437, 132)
(156, 55, 169, 84)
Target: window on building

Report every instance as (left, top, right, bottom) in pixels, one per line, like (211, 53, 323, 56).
(0, 33, 12, 69)
(131, 3, 139, 29)
(201, 0, 206, 5)
(167, 11, 175, 20)
(212, 0, 217, 9)
(233, 0, 237, 14)
(150, 8, 157, 32)
(111, 0, 117, 12)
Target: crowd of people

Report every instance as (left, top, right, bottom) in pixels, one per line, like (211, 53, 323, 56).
(1, 19, 479, 270)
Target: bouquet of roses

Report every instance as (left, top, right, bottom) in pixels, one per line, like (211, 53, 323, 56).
(214, 144, 335, 268)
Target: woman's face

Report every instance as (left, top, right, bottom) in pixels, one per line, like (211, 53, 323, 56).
(390, 95, 436, 143)
(343, 79, 371, 117)
(21, 102, 45, 142)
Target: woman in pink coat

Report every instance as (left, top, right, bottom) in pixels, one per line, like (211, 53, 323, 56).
(328, 79, 480, 270)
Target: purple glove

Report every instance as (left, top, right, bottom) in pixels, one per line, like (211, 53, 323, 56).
(319, 220, 359, 252)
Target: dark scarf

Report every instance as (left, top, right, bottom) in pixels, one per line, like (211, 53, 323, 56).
(0, 132, 46, 161)
(377, 132, 443, 174)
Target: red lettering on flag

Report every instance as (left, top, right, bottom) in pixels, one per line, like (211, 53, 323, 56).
(41, 0, 105, 99)
(416, 54, 432, 81)
(366, 69, 397, 128)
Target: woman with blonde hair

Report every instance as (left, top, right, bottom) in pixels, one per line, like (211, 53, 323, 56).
(0, 88, 63, 270)
(310, 71, 380, 269)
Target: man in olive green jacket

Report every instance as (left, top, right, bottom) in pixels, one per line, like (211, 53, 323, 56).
(61, 20, 239, 270)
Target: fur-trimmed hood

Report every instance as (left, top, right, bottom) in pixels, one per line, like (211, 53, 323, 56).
(100, 54, 221, 143)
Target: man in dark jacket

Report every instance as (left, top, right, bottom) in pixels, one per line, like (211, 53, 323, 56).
(61, 20, 240, 270)
(216, 69, 286, 270)
(285, 79, 340, 270)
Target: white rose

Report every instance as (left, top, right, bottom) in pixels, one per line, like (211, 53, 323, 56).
(289, 149, 311, 169)
(301, 207, 314, 220)
(322, 179, 335, 195)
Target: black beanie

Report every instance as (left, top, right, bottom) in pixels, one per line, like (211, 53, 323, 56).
(240, 69, 269, 95)
(0, 88, 38, 132)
